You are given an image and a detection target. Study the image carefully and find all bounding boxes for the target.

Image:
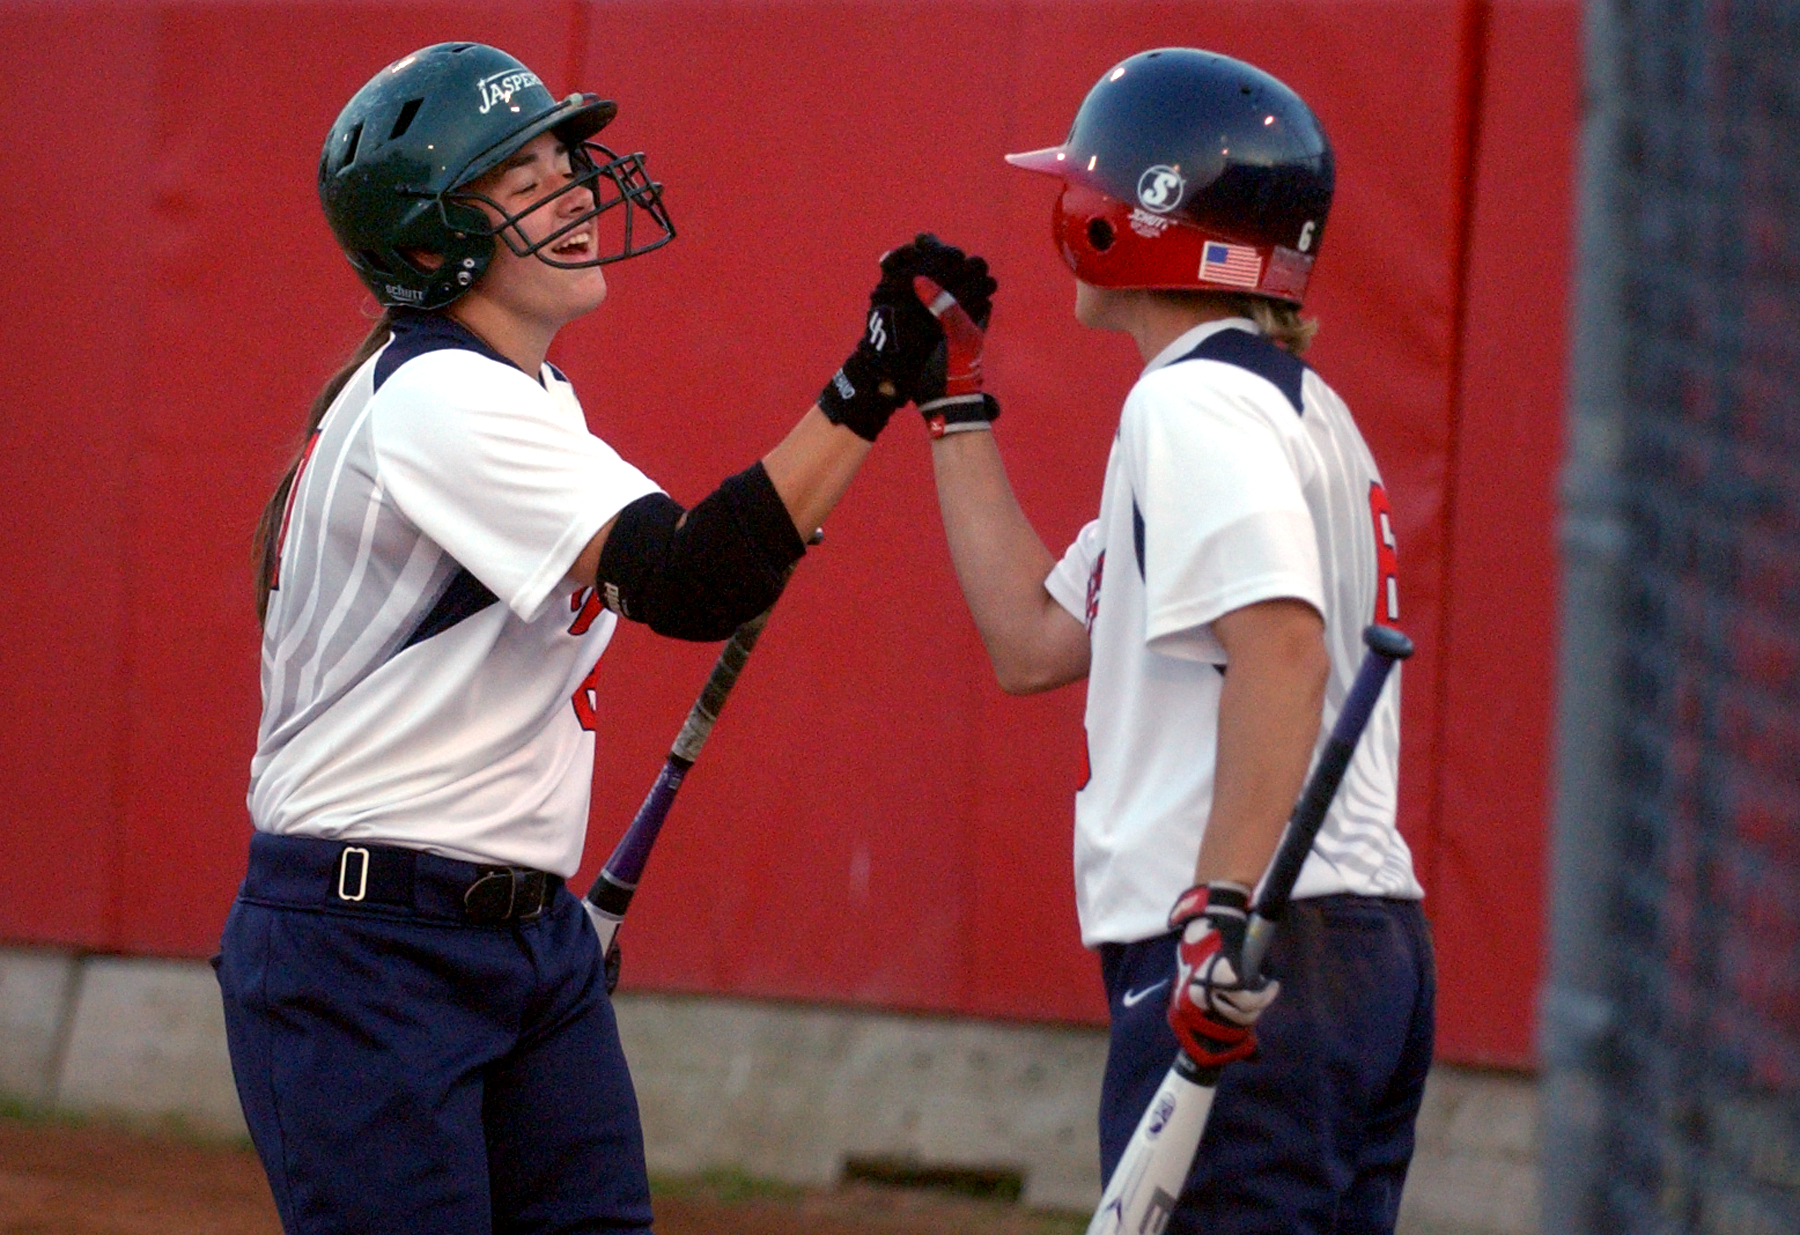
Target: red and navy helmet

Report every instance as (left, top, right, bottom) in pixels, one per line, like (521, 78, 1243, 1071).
(1007, 48, 1333, 304)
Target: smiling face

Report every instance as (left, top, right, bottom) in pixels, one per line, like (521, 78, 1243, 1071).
(451, 131, 611, 337)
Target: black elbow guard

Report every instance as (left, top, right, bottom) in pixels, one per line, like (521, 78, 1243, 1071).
(597, 462, 806, 641)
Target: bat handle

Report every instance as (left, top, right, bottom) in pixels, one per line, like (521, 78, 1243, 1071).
(1240, 916, 1277, 985)
(1239, 624, 1413, 983)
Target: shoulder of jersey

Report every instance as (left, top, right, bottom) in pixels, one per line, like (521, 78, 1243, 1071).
(1135, 349, 1309, 427)
(1169, 329, 1309, 416)
(368, 312, 546, 394)
(376, 341, 551, 402)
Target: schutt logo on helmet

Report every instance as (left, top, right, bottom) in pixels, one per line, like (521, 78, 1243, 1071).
(1136, 165, 1187, 214)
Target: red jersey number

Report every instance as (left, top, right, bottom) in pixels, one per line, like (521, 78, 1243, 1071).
(568, 587, 604, 636)
(571, 659, 602, 731)
(1368, 482, 1401, 628)
(569, 588, 606, 730)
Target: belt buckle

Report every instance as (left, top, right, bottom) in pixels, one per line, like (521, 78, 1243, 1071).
(517, 871, 548, 921)
(337, 846, 371, 902)
(464, 869, 516, 923)
(464, 867, 549, 923)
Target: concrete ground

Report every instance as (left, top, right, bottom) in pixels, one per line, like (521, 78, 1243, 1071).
(0, 945, 1538, 1232)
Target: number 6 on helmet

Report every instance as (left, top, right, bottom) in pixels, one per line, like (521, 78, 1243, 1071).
(1005, 47, 1333, 305)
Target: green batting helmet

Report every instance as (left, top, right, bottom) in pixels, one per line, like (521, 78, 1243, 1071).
(319, 42, 674, 310)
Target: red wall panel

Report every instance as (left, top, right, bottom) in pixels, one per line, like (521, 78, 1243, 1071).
(1432, 0, 1580, 1063)
(0, 4, 157, 947)
(0, 0, 1576, 1066)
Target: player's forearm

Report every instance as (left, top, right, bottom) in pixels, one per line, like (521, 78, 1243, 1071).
(930, 430, 1089, 693)
(565, 407, 867, 588)
(761, 406, 875, 537)
(1196, 599, 1329, 887)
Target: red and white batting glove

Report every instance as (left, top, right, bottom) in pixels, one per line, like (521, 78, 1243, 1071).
(913, 274, 1001, 439)
(1166, 882, 1280, 1069)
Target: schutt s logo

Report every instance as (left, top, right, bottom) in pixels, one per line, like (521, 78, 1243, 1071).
(866, 306, 892, 352)
(1137, 165, 1186, 214)
(477, 69, 542, 114)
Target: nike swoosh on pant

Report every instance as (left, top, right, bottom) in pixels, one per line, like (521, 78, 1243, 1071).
(1120, 978, 1171, 1008)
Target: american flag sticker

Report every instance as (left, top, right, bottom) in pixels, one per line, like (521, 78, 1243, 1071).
(1199, 241, 1263, 289)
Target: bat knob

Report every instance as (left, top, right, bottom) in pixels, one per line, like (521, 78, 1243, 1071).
(1172, 1051, 1223, 1086)
(1363, 624, 1414, 662)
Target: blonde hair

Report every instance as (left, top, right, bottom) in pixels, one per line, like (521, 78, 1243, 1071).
(1161, 291, 1320, 355)
(1235, 297, 1319, 356)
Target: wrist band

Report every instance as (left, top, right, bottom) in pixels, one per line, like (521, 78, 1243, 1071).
(928, 417, 994, 439)
(920, 391, 1000, 439)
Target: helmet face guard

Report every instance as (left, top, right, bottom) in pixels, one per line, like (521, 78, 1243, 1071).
(439, 140, 674, 270)
(1007, 48, 1333, 304)
(320, 42, 676, 310)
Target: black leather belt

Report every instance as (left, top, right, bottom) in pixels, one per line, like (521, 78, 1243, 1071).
(243, 831, 562, 925)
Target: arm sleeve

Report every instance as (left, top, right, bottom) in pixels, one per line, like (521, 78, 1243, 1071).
(1044, 518, 1104, 626)
(1125, 368, 1324, 662)
(372, 352, 660, 622)
(597, 462, 807, 641)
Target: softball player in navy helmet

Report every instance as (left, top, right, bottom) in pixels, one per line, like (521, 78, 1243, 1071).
(910, 49, 1434, 1234)
(217, 42, 992, 1234)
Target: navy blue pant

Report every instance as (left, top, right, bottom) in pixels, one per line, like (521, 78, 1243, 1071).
(1099, 896, 1435, 1235)
(216, 834, 653, 1235)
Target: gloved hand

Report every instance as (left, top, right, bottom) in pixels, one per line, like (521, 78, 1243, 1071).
(1166, 882, 1280, 1069)
(912, 273, 1001, 438)
(903, 236, 1000, 437)
(817, 241, 953, 441)
(897, 233, 995, 335)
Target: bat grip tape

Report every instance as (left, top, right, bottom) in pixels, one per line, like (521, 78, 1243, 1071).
(672, 612, 770, 763)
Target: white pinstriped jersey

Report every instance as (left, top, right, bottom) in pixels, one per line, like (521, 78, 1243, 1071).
(249, 312, 660, 877)
(1044, 318, 1421, 947)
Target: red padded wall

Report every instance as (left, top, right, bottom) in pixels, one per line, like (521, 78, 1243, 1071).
(0, 0, 1576, 1064)
(0, 3, 158, 948)
(1432, 0, 1580, 1064)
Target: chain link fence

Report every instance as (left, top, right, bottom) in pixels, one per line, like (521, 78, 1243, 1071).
(1547, 1, 1800, 1231)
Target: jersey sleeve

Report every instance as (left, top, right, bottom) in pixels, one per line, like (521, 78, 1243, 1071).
(1125, 365, 1323, 662)
(371, 352, 661, 623)
(1045, 518, 1104, 625)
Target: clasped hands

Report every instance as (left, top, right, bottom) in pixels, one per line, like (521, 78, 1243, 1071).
(817, 234, 1001, 441)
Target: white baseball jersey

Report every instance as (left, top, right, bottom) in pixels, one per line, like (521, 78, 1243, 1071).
(249, 311, 661, 877)
(1044, 317, 1422, 947)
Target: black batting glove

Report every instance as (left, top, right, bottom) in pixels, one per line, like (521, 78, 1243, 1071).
(893, 234, 995, 326)
(899, 236, 1000, 435)
(894, 236, 996, 404)
(818, 244, 944, 441)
